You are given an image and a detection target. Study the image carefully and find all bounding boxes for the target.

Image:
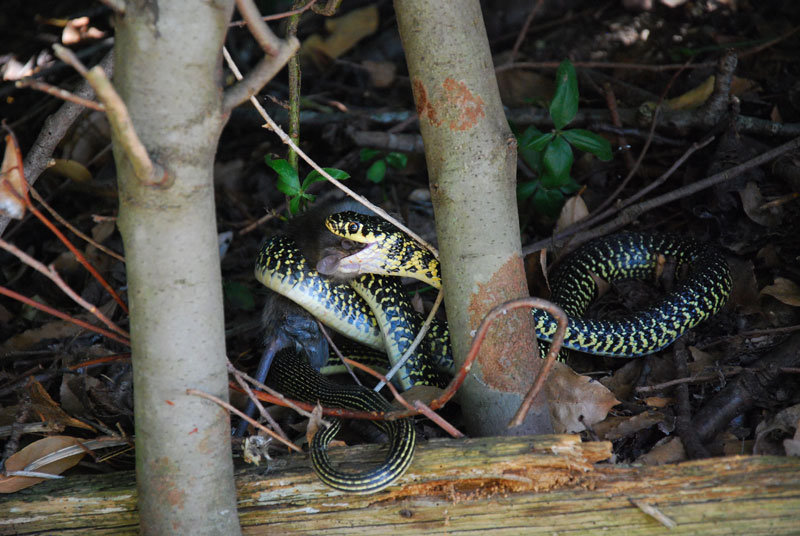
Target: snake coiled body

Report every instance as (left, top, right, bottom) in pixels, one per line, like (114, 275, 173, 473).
(255, 211, 731, 493)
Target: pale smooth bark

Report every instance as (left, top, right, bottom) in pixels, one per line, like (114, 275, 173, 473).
(112, 1, 240, 533)
(395, 0, 552, 435)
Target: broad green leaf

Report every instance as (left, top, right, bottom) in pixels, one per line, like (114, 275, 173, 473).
(542, 135, 573, 185)
(516, 126, 544, 172)
(288, 195, 302, 215)
(533, 188, 565, 219)
(516, 180, 538, 201)
(303, 167, 350, 189)
(523, 132, 555, 152)
(366, 159, 387, 183)
(385, 152, 408, 170)
(559, 176, 581, 195)
(360, 148, 381, 162)
(265, 157, 300, 196)
(561, 129, 612, 161)
(549, 59, 579, 130)
(516, 125, 542, 145)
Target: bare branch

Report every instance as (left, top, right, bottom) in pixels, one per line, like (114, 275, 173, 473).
(222, 0, 300, 112)
(52, 44, 169, 187)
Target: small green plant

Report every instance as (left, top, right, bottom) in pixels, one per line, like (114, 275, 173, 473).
(265, 156, 350, 214)
(516, 59, 612, 218)
(359, 149, 408, 184)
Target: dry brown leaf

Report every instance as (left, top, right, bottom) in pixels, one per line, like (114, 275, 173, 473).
(644, 396, 672, 408)
(0, 299, 118, 355)
(301, 5, 379, 63)
(61, 16, 106, 45)
(600, 359, 644, 401)
(740, 181, 782, 227)
(496, 68, 554, 108)
(28, 379, 95, 432)
(0, 132, 28, 219)
(597, 408, 666, 441)
(760, 277, 800, 307)
(687, 345, 717, 376)
(362, 60, 396, 88)
(754, 403, 800, 455)
(399, 385, 444, 408)
(305, 403, 325, 447)
(727, 258, 761, 315)
(641, 75, 714, 114)
(555, 194, 589, 234)
(638, 436, 686, 465)
(0, 436, 86, 493)
(545, 361, 619, 433)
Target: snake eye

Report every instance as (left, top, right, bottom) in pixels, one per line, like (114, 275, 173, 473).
(347, 222, 360, 234)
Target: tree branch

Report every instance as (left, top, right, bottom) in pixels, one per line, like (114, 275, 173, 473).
(52, 45, 168, 188)
(222, 0, 300, 113)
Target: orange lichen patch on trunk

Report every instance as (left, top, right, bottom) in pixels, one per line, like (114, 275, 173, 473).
(412, 77, 485, 131)
(467, 256, 538, 392)
(442, 78, 485, 131)
(412, 78, 440, 127)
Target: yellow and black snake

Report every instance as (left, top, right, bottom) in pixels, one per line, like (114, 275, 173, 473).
(253, 209, 731, 493)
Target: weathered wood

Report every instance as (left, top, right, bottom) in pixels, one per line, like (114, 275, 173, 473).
(1, 434, 798, 535)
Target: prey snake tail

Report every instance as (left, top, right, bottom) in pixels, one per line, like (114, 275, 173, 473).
(252, 208, 732, 493)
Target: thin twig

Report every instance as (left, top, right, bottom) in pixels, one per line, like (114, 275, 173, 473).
(26, 198, 128, 313)
(228, 0, 317, 26)
(186, 388, 302, 453)
(413, 400, 463, 438)
(15, 78, 105, 111)
(0, 238, 129, 339)
(506, 0, 544, 65)
(52, 44, 168, 187)
(341, 357, 414, 412)
(230, 361, 290, 440)
(496, 60, 717, 74)
(316, 321, 363, 386)
(221, 48, 440, 259)
(0, 285, 130, 346)
(386, 297, 568, 421)
(28, 185, 125, 263)
(222, 0, 300, 112)
(522, 136, 800, 255)
(226, 361, 324, 423)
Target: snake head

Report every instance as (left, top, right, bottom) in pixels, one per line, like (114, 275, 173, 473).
(322, 211, 442, 288)
(319, 211, 397, 279)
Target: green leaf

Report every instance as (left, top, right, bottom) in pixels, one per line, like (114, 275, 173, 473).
(549, 59, 579, 130)
(523, 132, 555, 152)
(288, 196, 302, 215)
(533, 188, 565, 219)
(366, 159, 387, 183)
(303, 167, 350, 189)
(360, 148, 381, 162)
(516, 180, 538, 201)
(223, 281, 255, 311)
(385, 152, 408, 170)
(561, 129, 613, 161)
(265, 157, 300, 196)
(559, 176, 581, 195)
(542, 135, 573, 185)
(516, 126, 544, 172)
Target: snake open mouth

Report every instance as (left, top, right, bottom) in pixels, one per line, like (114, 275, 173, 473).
(316, 240, 382, 279)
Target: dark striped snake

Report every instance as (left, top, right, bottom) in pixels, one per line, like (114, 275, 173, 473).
(254, 210, 731, 493)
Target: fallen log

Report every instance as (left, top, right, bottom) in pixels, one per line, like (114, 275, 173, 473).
(1, 434, 798, 535)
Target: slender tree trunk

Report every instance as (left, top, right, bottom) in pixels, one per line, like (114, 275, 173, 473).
(113, 1, 240, 533)
(394, 0, 552, 435)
